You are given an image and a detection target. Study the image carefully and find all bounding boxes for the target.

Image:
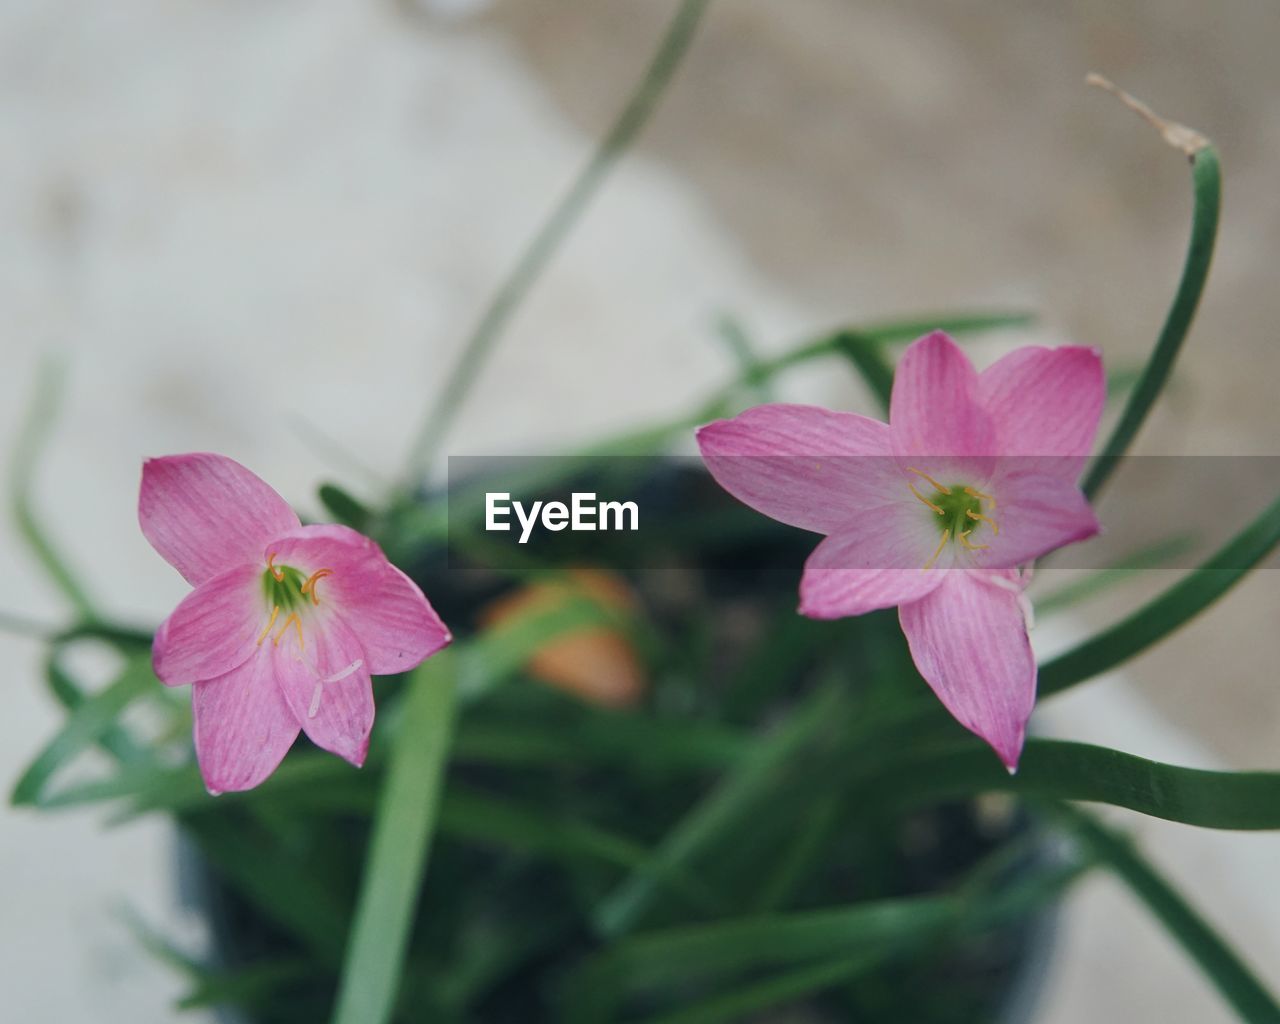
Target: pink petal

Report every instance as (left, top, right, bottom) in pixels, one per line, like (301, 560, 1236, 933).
(267, 525, 451, 676)
(272, 610, 374, 767)
(192, 648, 300, 795)
(139, 453, 300, 585)
(799, 514, 946, 617)
(899, 569, 1035, 770)
(889, 332, 997, 474)
(981, 469, 1101, 569)
(696, 404, 898, 534)
(153, 563, 265, 686)
(979, 345, 1104, 473)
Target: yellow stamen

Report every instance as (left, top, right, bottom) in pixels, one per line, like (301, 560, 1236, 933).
(300, 568, 334, 606)
(958, 529, 989, 552)
(266, 552, 284, 582)
(907, 467, 952, 494)
(963, 485, 996, 510)
(924, 529, 950, 569)
(256, 605, 281, 646)
(274, 612, 304, 650)
(909, 482, 946, 516)
(965, 509, 1000, 535)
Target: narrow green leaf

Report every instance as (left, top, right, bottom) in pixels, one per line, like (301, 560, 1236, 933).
(750, 794, 840, 913)
(1033, 533, 1198, 615)
(330, 653, 458, 1024)
(178, 960, 316, 1012)
(183, 815, 349, 964)
(832, 332, 894, 413)
(594, 683, 844, 938)
(569, 856, 1083, 1024)
(714, 313, 773, 402)
(9, 359, 98, 620)
(11, 652, 154, 806)
(43, 646, 152, 767)
(734, 311, 1033, 395)
(605, 311, 1032, 457)
(569, 897, 954, 1024)
(317, 483, 372, 533)
(1054, 805, 1280, 1023)
(57, 618, 155, 649)
(440, 788, 648, 868)
(125, 903, 318, 1013)
(401, 0, 714, 480)
(885, 739, 1280, 831)
(36, 764, 200, 814)
(116, 755, 358, 820)
(120, 905, 204, 979)
(637, 953, 882, 1024)
(1041, 489, 1280, 698)
(438, 789, 717, 911)
(453, 711, 748, 773)
(1083, 142, 1221, 499)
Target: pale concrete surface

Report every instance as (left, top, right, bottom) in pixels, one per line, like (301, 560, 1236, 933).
(1, 1, 1276, 1021)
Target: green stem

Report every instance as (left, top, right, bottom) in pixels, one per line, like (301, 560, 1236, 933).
(400, 0, 713, 484)
(330, 655, 458, 1024)
(1083, 145, 1221, 500)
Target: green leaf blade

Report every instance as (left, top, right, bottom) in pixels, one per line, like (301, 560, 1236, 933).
(888, 739, 1280, 831)
(1055, 805, 1280, 1023)
(330, 654, 458, 1024)
(1041, 489, 1280, 698)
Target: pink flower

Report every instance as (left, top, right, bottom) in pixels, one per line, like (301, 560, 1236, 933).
(139, 453, 451, 794)
(697, 331, 1104, 769)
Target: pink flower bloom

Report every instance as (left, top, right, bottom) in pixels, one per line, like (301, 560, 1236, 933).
(139, 453, 451, 794)
(697, 331, 1104, 769)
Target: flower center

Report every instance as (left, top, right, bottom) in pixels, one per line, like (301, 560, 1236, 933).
(256, 554, 334, 648)
(906, 467, 999, 568)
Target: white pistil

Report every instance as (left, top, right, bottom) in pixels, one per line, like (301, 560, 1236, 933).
(305, 658, 365, 719)
(323, 659, 364, 684)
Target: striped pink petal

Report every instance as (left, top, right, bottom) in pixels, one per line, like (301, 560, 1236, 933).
(139, 453, 299, 585)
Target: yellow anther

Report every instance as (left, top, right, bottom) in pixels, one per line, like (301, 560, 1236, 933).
(924, 529, 950, 570)
(909, 482, 946, 516)
(256, 605, 281, 646)
(958, 529, 989, 552)
(300, 568, 334, 606)
(965, 509, 1000, 535)
(266, 552, 284, 582)
(963, 485, 996, 509)
(274, 612, 304, 651)
(907, 467, 952, 494)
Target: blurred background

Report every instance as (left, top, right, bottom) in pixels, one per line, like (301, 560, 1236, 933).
(2, 1, 1278, 1020)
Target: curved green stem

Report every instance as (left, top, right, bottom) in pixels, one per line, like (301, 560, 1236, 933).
(401, 0, 713, 486)
(1083, 144, 1221, 500)
(1040, 487, 1280, 698)
(882, 738, 1280, 831)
